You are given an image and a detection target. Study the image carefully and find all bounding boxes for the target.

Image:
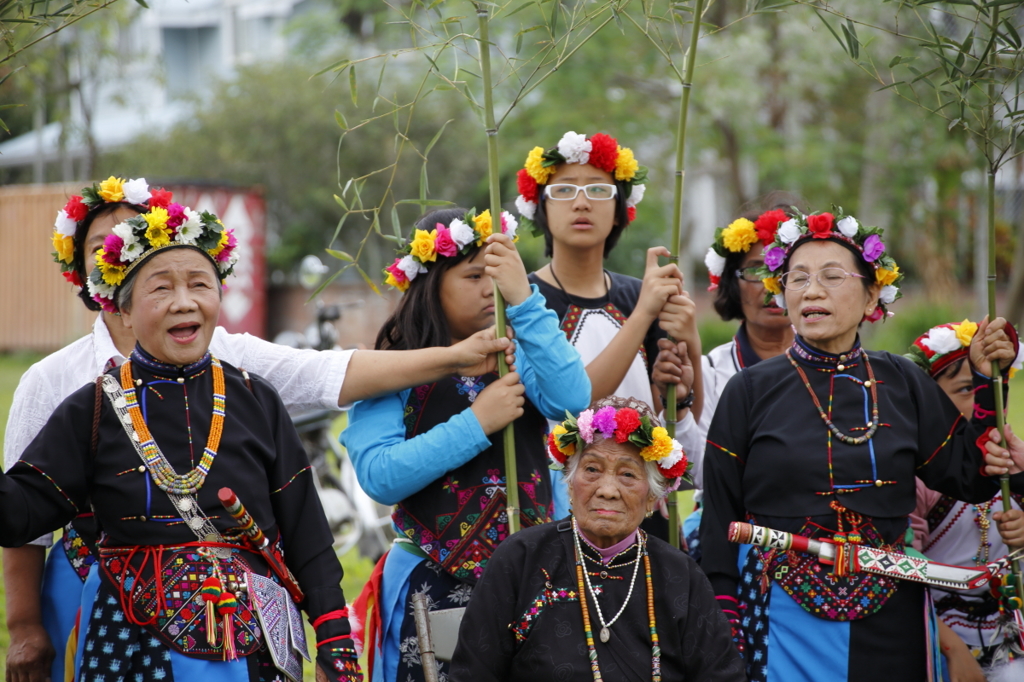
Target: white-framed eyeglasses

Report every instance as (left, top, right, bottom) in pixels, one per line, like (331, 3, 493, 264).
(780, 267, 865, 291)
(543, 183, 618, 201)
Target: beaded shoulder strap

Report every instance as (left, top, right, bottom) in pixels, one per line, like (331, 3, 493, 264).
(101, 373, 229, 556)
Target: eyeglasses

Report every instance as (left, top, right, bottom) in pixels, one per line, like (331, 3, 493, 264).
(543, 183, 618, 201)
(780, 268, 865, 291)
(734, 266, 762, 283)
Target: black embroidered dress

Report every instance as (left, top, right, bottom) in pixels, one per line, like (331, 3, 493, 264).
(700, 336, 1024, 682)
(0, 348, 353, 681)
(449, 519, 746, 682)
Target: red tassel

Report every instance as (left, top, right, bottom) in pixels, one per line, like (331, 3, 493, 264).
(200, 576, 222, 647)
(217, 591, 239, 661)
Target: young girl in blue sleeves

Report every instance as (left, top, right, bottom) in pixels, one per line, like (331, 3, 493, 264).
(341, 207, 590, 682)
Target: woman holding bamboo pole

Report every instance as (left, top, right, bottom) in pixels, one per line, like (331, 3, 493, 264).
(512, 131, 704, 536)
(700, 209, 1024, 680)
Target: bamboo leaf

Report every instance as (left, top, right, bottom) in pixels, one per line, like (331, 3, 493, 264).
(504, 2, 534, 18)
(329, 212, 349, 245)
(313, 58, 350, 78)
(134, 0, 150, 7)
(889, 55, 903, 68)
(391, 205, 402, 241)
(423, 118, 453, 157)
(841, 19, 859, 61)
(0, 115, 9, 134)
(420, 164, 429, 202)
(333, 194, 348, 210)
(356, 264, 382, 296)
(334, 110, 348, 131)
(326, 249, 355, 263)
(1001, 19, 1022, 50)
(396, 198, 455, 206)
(309, 267, 346, 299)
(349, 65, 358, 106)
(814, 11, 847, 55)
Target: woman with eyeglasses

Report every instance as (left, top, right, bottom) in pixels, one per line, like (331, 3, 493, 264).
(699, 209, 1024, 681)
(512, 132, 704, 536)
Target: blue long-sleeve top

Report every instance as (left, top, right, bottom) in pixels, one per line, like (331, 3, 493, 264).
(341, 286, 590, 505)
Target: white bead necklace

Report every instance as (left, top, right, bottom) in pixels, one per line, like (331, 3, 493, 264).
(572, 516, 644, 643)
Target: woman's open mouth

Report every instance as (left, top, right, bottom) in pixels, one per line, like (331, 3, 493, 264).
(801, 307, 830, 321)
(168, 323, 200, 343)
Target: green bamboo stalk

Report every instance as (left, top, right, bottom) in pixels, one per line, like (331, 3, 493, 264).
(984, 5, 1023, 607)
(475, 2, 520, 534)
(666, 0, 706, 550)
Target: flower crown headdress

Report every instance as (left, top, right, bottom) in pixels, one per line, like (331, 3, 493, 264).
(907, 319, 1024, 378)
(86, 202, 237, 313)
(547, 404, 691, 487)
(704, 209, 790, 291)
(752, 208, 904, 323)
(52, 176, 175, 288)
(515, 131, 648, 236)
(383, 208, 518, 292)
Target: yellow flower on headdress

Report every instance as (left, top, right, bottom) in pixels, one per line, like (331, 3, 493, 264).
(95, 250, 126, 286)
(144, 207, 169, 231)
(385, 271, 410, 293)
(614, 145, 639, 182)
(409, 229, 438, 263)
(524, 147, 554, 185)
(208, 229, 229, 258)
(551, 424, 575, 456)
(473, 210, 493, 246)
(97, 176, 126, 203)
(953, 319, 978, 347)
(52, 233, 75, 264)
(721, 218, 758, 253)
(875, 264, 900, 286)
(640, 426, 673, 462)
(763, 276, 782, 295)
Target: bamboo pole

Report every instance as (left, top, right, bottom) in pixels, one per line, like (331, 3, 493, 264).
(665, 0, 706, 549)
(984, 5, 1023, 607)
(475, 2, 520, 534)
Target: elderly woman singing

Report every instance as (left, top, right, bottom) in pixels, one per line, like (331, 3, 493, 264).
(450, 396, 744, 682)
(0, 204, 361, 681)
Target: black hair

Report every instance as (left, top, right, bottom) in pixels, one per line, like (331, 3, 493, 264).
(713, 192, 807, 321)
(533, 176, 631, 259)
(374, 207, 480, 351)
(72, 202, 146, 312)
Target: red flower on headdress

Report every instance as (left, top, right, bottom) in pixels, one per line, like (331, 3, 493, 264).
(707, 274, 721, 291)
(613, 408, 641, 444)
(807, 213, 834, 239)
(588, 133, 618, 173)
(166, 203, 186, 230)
(102, 235, 125, 266)
(626, 206, 637, 223)
(754, 209, 788, 246)
(862, 305, 885, 323)
(64, 196, 88, 222)
(148, 188, 173, 209)
(547, 432, 567, 465)
(516, 168, 538, 203)
(63, 270, 83, 287)
(660, 454, 689, 480)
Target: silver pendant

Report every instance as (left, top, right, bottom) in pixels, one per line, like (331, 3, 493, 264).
(600, 626, 610, 643)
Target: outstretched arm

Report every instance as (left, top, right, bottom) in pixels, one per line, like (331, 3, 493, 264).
(4, 545, 53, 682)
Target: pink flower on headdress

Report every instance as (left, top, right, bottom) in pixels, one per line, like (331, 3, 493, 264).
(385, 258, 409, 284)
(65, 196, 88, 222)
(862, 234, 885, 262)
(166, 203, 186, 230)
(101, 235, 125, 265)
(215, 231, 237, 263)
(592, 406, 617, 439)
(93, 294, 117, 313)
(434, 225, 458, 258)
(863, 305, 885, 323)
(576, 409, 595, 443)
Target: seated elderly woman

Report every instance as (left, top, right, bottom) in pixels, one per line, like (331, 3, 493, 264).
(0, 204, 361, 681)
(449, 396, 744, 682)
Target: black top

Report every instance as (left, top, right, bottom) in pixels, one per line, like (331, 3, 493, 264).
(700, 335, 1024, 597)
(0, 349, 347, 626)
(450, 519, 746, 682)
(529, 271, 663, 381)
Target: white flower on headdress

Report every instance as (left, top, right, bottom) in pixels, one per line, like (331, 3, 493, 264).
(501, 211, 518, 240)
(54, 210, 78, 237)
(837, 216, 859, 239)
(515, 196, 537, 221)
(626, 183, 646, 208)
(922, 327, 961, 355)
(557, 131, 592, 165)
(397, 254, 427, 282)
(122, 178, 151, 206)
(773, 293, 786, 309)
(879, 285, 898, 305)
(659, 439, 685, 471)
(449, 218, 475, 249)
(778, 219, 802, 244)
(704, 247, 726, 277)
(87, 277, 116, 300)
(177, 209, 203, 245)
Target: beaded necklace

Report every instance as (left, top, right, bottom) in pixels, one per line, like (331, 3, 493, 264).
(120, 356, 226, 495)
(973, 499, 994, 565)
(787, 348, 879, 446)
(572, 517, 660, 682)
